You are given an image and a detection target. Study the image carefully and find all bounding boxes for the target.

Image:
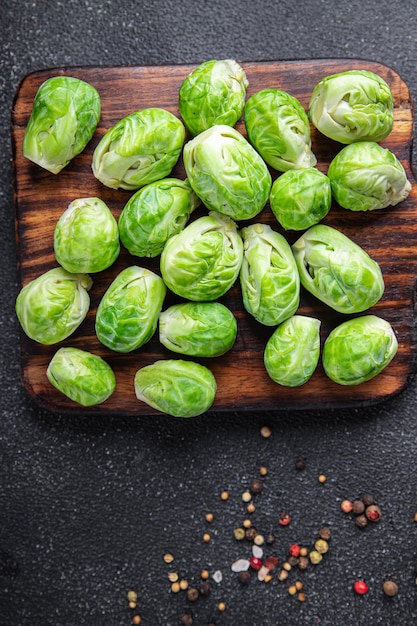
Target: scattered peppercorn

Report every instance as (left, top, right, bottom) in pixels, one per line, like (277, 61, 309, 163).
(298, 556, 309, 570)
(298, 592, 307, 602)
(179, 579, 189, 591)
(318, 474, 327, 484)
(187, 587, 199, 602)
(247, 503, 256, 514)
(171, 581, 181, 593)
(383, 580, 398, 597)
(127, 590, 138, 604)
(288, 584, 297, 595)
(249, 479, 263, 494)
(289, 544, 300, 558)
(203, 533, 211, 543)
(352, 500, 365, 515)
(132, 616, 141, 625)
(353, 580, 369, 595)
(319, 527, 331, 541)
(295, 458, 306, 471)
(259, 466, 268, 476)
(254, 534, 265, 546)
(278, 568, 289, 581)
(362, 493, 375, 507)
(265, 532, 276, 545)
(168, 572, 179, 582)
(205, 512, 214, 523)
(238, 570, 251, 584)
(163, 553, 174, 564)
(201, 569, 210, 580)
(245, 527, 258, 541)
(309, 550, 323, 565)
(315, 539, 329, 554)
(365, 504, 381, 522)
(181, 614, 193, 626)
(249, 556, 263, 570)
(220, 491, 229, 501)
(242, 519, 252, 529)
(279, 513, 291, 526)
(200, 581, 211, 596)
(260, 425, 272, 438)
(242, 491, 252, 503)
(217, 601, 227, 612)
(234, 527, 245, 541)
(341, 499, 353, 513)
(355, 514, 368, 529)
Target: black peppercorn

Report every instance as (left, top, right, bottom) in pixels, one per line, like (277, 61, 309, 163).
(187, 587, 199, 602)
(355, 514, 368, 528)
(352, 500, 365, 515)
(245, 527, 258, 541)
(295, 458, 306, 471)
(265, 532, 276, 545)
(181, 615, 193, 626)
(238, 570, 251, 584)
(200, 581, 211, 596)
(249, 479, 263, 494)
(362, 493, 375, 507)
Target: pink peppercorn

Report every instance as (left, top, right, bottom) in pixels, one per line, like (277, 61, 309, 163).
(353, 580, 369, 595)
(249, 557, 263, 570)
(289, 544, 300, 558)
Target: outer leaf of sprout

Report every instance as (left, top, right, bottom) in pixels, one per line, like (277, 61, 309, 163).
(95, 266, 166, 352)
(92, 108, 185, 190)
(244, 88, 316, 172)
(327, 141, 411, 211)
(269, 168, 332, 231)
(322, 315, 398, 385)
(179, 59, 249, 136)
(309, 70, 394, 144)
(23, 76, 100, 174)
(134, 359, 217, 417)
(118, 178, 200, 258)
(183, 124, 271, 221)
(264, 315, 321, 387)
(47, 347, 116, 406)
(15, 267, 92, 345)
(240, 223, 300, 326)
(160, 210, 243, 301)
(159, 302, 237, 357)
(291, 224, 384, 314)
(54, 197, 120, 273)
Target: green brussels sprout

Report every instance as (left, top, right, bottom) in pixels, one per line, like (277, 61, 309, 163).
(264, 315, 321, 387)
(179, 59, 249, 136)
(292, 224, 384, 314)
(327, 141, 411, 211)
(15, 267, 92, 345)
(322, 315, 398, 385)
(244, 88, 316, 172)
(183, 124, 271, 221)
(92, 108, 185, 190)
(309, 70, 394, 144)
(160, 210, 243, 301)
(118, 178, 200, 258)
(134, 359, 217, 417)
(95, 266, 166, 352)
(240, 223, 300, 326)
(23, 76, 100, 174)
(269, 168, 332, 231)
(47, 347, 116, 406)
(54, 197, 120, 273)
(159, 302, 237, 357)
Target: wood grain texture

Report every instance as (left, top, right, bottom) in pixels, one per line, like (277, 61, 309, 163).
(11, 59, 417, 415)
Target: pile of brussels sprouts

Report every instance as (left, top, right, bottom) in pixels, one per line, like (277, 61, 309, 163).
(17, 61, 411, 416)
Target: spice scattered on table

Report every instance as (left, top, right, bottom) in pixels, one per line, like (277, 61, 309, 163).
(353, 580, 369, 595)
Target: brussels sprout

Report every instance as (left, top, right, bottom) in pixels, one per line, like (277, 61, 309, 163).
(327, 142, 411, 211)
(95, 266, 166, 352)
(160, 210, 243, 301)
(244, 88, 316, 172)
(134, 359, 216, 417)
(47, 347, 116, 406)
(322, 315, 398, 385)
(23, 76, 100, 174)
(159, 302, 237, 357)
(309, 70, 394, 144)
(118, 178, 200, 258)
(92, 108, 185, 190)
(179, 59, 249, 136)
(54, 197, 120, 273)
(269, 168, 332, 231)
(240, 223, 300, 326)
(15, 267, 92, 345)
(183, 124, 271, 220)
(264, 315, 321, 387)
(292, 224, 384, 314)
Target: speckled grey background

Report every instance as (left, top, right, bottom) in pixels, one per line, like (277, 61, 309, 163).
(2, 1, 417, 625)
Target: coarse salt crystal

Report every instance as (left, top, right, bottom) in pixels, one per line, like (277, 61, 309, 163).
(252, 545, 263, 559)
(212, 570, 223, 583)
(231, 559, 250, 573)
(257, 565, 270, 581)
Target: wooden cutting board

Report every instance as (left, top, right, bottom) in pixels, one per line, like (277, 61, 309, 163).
(11, 59, 417, 415)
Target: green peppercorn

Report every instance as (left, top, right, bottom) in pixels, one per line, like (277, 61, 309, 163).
(315, 539, 329, 554)
(309, 550, 323, 565)
(234, 527, 245, 541)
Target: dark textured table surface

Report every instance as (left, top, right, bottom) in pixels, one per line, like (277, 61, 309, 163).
(2, 2, 417, 625)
